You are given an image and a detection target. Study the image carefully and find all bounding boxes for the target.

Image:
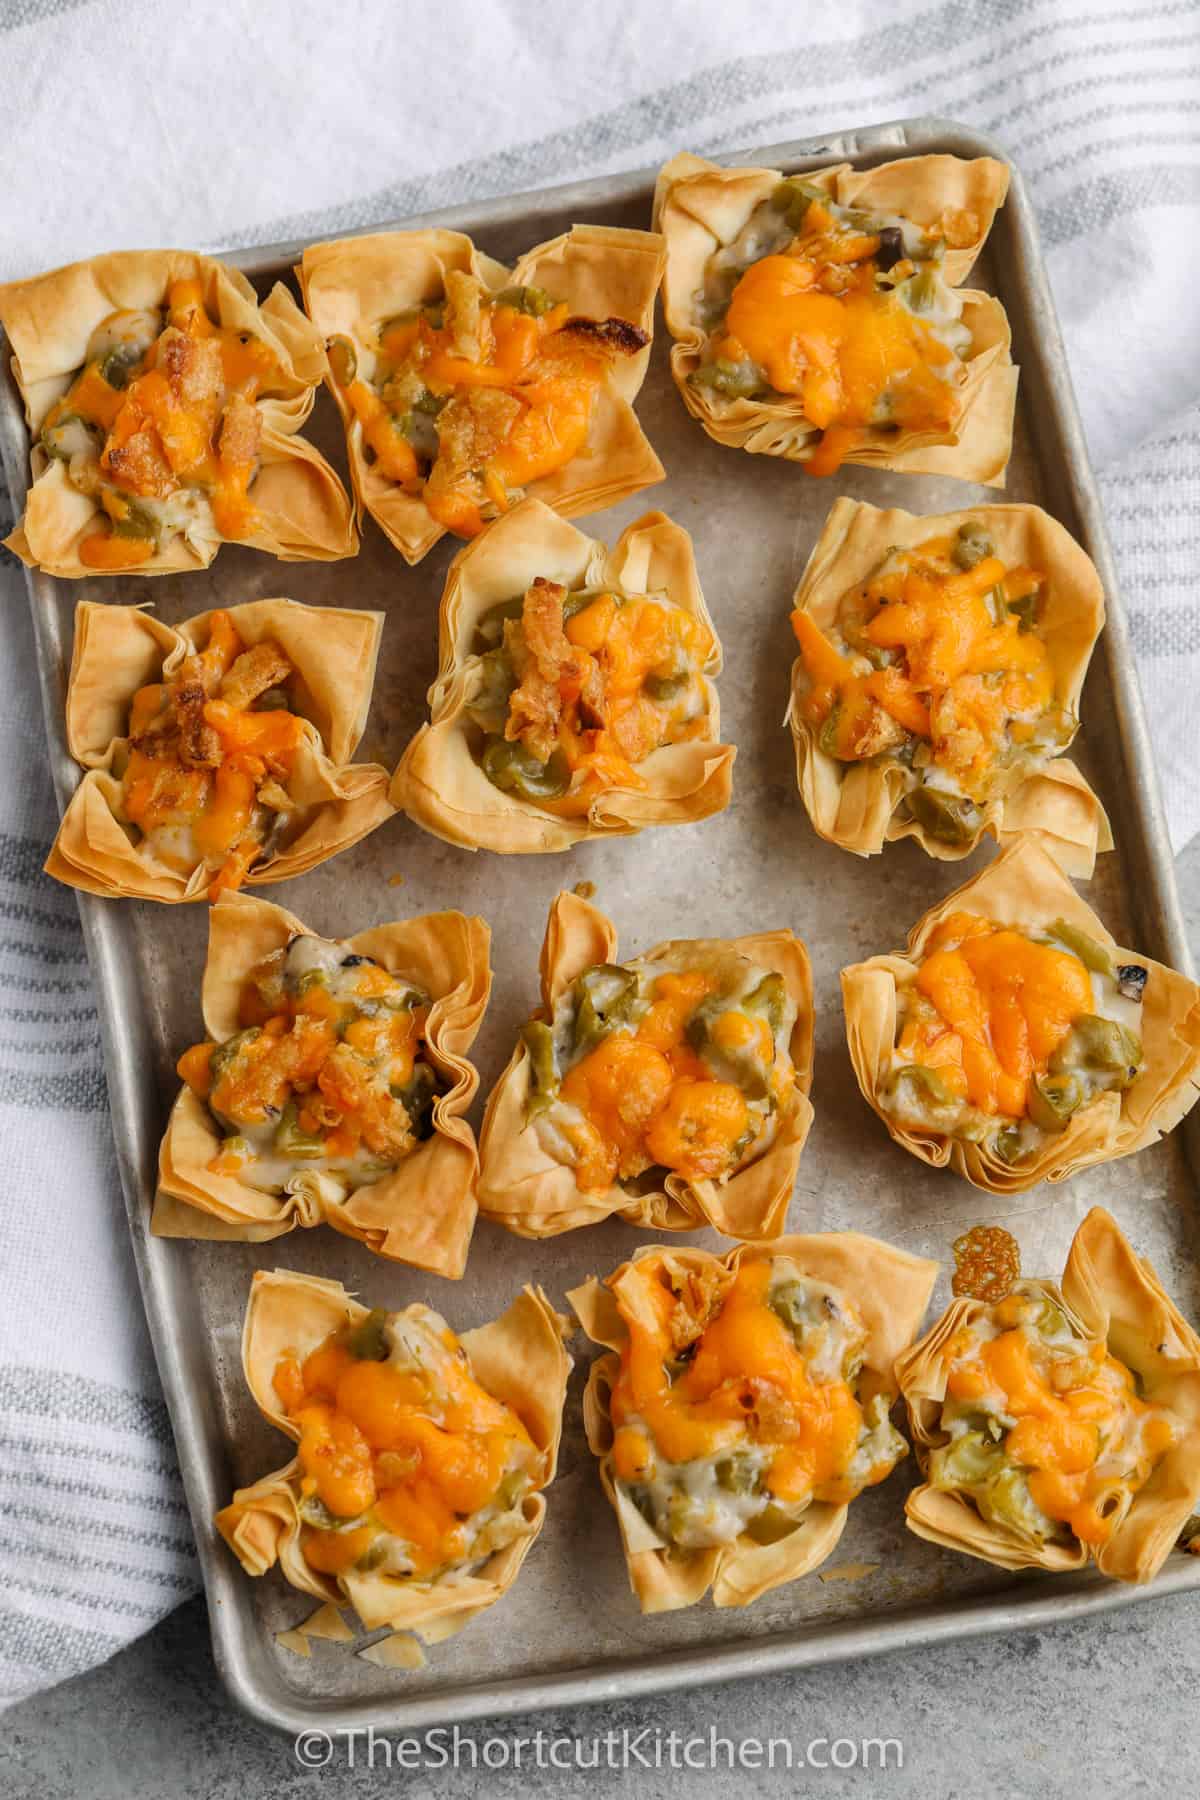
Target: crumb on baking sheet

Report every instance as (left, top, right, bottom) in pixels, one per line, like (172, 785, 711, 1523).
(358, 1632, 427, 1670)
(415, 1613, 468, 1646)
(818, 1562, 880, 1584)
(572, 880, 596, 899)
(299, 1603, 354, 1643)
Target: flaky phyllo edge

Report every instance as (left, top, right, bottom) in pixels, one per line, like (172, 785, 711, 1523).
(840, 835, 1200, 1195)
(895, 1206, 1200, 1582)
(0, 249, 357, 575)
(215, 1268, 571, 1642)
(298, 224, 666, 564)
(568, 1235, 938, 1612)
(476, 890, 815, 1238)
(155, 890, 491, 1276)
(653, 151, 1015, 484)
(391, 496, 735, 851)
(46, 598, 393, 901)
(786, 497, 1111, 876)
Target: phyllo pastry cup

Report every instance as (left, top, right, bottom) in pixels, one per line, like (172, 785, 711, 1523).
(896, 1207, 1200, 1582)
(0, 251, 356, 576)
(155, 891, 491, 1276)
(298, 224, 665, 564)
(477, 890, 814, 1238)
(569, 1234, 938, 1612)
(787, 498, 1111, 877)
(46, 599, 393, 903)
(392, 497, 734, 852)
(841, 836, 1200, 1194)
(216, 1268, 571, 1642)
(653, 151, 1015, 484)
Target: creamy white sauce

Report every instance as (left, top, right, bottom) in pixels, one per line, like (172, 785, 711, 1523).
(134, 798, 273, 881)
(85, 309, 162, 362)
(229, 1145, 391, 1199)
(140, 822, 201, 872)
(631, 1441, 772, 1549)
(893, 276, 972, 360)
(620, 1270, 904, 1550)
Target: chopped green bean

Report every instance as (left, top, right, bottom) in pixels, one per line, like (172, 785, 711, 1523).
(345, 1308, 390, 1361)
(273, 1099, 327, 1159)
(1007, 591, 1039, 632)
(480, 739, 570, 802)
(494, 284, 557, 317)
(1027, 1071, 1083, 1134)
(716, 1456, 759, 1496)
(689, 358, 763, 399)
(905, 785, 982, 846)
(325, 335, 357, 387)
(952, 520, 994, 570)
(1051, 1015, 1142, 1083)
(391, 1063, 438, 1139)
(1047, 919, 1114, 978)
(884, 1062, 961, 1125)
(521, 1021, 559, 1114)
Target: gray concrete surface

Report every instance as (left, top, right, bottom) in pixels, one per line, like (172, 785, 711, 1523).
(5, 1581, 1200, 1798)
(4, 835, 1198, 1800)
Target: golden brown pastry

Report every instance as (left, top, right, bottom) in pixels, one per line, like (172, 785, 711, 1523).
(478, 891, 814, 1238)
(298, 224, 665, 562)
(217, 1269, 570, 1644)
(787, 499, 1110, 876)
(0, 251, 356, 574)
(841, 835, 1200, 1193)
(654, 151, 1014, 483)
(392, 497, 734, 851)
(156, 892, 490, 1275)
(47, 599, 392, 902)
(897, 1208, 1200, 1582)
(570, 1235, 938, 1611)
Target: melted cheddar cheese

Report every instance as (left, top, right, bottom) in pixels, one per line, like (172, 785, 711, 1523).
(270, 1304, 538, 1582)
(608, 1255, 906, 1549)
(466, 576, 716, 812)
(523, 946, 797, 1192)
(329, 273, 647, 538)
(178, 932, 441, 1196)
(693, 183, 975, 475)
(792, 524, 1066, 845)
(931, 1286, 1177, 1548)
(884, 911, 1146, 1163)
(41, 281, 281, 566)
(118, 609, 308, 900)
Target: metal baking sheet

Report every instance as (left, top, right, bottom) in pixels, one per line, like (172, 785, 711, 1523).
(3, 115, 1198, 1737)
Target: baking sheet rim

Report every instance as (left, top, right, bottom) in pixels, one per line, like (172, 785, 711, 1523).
(1, 111, 1197, 1736)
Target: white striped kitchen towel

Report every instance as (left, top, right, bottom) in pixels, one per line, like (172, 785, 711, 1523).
(0, 0, 1197, 1705)
(0, 487, 200, 1702)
